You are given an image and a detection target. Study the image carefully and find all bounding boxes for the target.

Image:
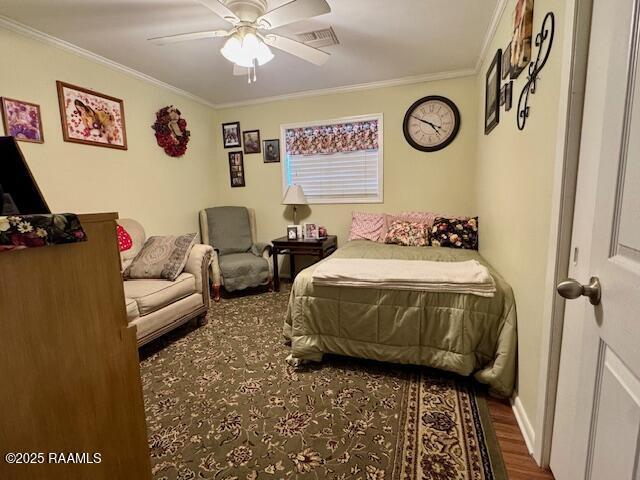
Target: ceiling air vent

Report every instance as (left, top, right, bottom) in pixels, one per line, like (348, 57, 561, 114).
(295, 27, 339, 48)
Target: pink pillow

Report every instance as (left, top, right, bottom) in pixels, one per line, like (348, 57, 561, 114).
(378, 214, 402, 243)
(348, 212, 384, 241)
(399, 211, 439, 229)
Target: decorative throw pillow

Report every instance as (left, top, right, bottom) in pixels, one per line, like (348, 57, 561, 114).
(384, 220, 429, 247)
(399, 211, 439, 229)
(431, 217, 478, 250)
(378, 214, 402, 243)
(348, 211, 385, 242)
(116, 224, 133, 252)
(123, 233, 196, 281)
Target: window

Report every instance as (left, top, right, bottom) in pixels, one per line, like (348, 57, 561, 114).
(281, 114, 383, 204)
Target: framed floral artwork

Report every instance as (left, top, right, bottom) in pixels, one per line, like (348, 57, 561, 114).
(1, 98, 44, 143)
(56, 81, 127, 150)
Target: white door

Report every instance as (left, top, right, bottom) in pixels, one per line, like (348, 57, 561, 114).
(550, 0, 640, 478)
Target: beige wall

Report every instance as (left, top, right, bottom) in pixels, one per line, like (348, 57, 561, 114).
(0, 27, 217, 236)
(3, 6, 571, 445)
(214, 76, 478, 243)
(474, 0, 567, 428)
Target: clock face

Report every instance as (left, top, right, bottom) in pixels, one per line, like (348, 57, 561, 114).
(403, 96, 461, 152)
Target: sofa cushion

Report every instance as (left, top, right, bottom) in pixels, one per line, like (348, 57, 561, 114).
(124, 297, 139, 321)
(218, 252, 269, 292)
(123, 273, 196, 316)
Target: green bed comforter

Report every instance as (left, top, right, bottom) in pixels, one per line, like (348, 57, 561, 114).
(284, 240, 517, 397)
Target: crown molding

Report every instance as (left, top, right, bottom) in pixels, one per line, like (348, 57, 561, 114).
(1, 0, 504, 111)
(213, 69, 476, 109)
(0, 15, 216, 108)
(475, 0, 509, 73)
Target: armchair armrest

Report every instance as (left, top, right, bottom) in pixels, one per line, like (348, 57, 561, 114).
(251, 242, 272, 257)
(184, 244, 214, 307)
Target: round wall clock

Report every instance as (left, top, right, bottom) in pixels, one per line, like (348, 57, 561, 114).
(403, 95, 461, 152)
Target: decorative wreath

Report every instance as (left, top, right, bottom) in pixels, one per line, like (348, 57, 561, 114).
(152, 105, 190, 157)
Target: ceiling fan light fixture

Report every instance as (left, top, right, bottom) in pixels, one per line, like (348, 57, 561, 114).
(256, 42, 274, 65)
(220, 31, 274, 68)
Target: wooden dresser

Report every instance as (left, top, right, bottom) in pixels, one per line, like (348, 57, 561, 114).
(0, 213, 151, 479)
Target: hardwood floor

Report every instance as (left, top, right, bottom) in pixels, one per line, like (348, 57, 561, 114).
(487, 397, 555, 480)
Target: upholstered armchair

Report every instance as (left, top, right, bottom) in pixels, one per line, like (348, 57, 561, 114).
(199, 206, 273, 302)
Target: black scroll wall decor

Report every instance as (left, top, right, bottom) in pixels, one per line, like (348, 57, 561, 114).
(517, 12, 555, 130)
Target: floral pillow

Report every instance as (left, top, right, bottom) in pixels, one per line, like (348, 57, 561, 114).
(348, 212, 385, 242)
(384, 220, 429, 247)
(431, 217, 478, 250)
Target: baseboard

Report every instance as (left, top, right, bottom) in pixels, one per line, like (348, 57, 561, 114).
(511, 395, 536, 455)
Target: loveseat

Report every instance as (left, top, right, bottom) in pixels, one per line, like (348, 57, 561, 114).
(118, 218, 213, 347)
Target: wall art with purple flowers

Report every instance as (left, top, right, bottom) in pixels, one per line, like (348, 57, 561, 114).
(1, 97, 44, 144)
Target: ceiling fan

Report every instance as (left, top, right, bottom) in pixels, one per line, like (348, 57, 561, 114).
(149, 0, 332, 82)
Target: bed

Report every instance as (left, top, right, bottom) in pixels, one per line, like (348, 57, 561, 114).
(283, 240, 517, 397)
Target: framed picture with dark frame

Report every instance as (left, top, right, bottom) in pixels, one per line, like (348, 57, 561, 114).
(228, 151, 245, 187)
(502, 42, 512, 80)
(222, 121, 241, 148)
(484, 49, 502, 135)
(505, 81, 514, 111)
(243, 129, 261, 154)
(263, 138, 280, 163)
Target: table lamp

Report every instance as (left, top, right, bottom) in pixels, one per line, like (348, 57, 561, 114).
(282, 184, 308, 225)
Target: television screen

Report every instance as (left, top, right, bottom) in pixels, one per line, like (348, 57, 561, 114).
(0, 136, 50, 215)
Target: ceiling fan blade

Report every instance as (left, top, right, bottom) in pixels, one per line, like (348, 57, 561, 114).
(233, 64, 249, 76)
(195, 0, 240, 24)
(262, 34, 330, 65)
(149, 29, 230, 45)
(257, 0, 330, 30)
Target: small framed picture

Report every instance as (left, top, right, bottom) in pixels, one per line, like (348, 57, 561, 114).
(1, 97, 45, 143)
(287, 225, 298, 240)
(505, 81, 514, 111)
(243, 130, 261, 154)
(303, 223, 318, 240)
(263, 139, 280, 163)
(222, 121, 241, 148)
(228, 151, 245, 187)
(500, 84, 507, 106)
(502, 42, 512, 80)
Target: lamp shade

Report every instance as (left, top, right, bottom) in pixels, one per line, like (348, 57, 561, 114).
(282, 184, 308, 205)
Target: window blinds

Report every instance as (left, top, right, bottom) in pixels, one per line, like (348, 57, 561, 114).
(282, 116, 383, 204)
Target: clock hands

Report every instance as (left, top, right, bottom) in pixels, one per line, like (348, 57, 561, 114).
(411, 115, 442, 135)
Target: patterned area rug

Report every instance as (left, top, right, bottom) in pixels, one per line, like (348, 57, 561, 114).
(140, 286, 506, 480)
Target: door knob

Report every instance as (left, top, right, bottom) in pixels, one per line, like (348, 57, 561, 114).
(556, 277, 601, 305)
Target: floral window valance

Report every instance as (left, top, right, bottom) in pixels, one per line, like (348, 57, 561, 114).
(285, 119, 379, 156)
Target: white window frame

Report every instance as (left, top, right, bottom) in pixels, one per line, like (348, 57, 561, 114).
(280, 113, 384, 204)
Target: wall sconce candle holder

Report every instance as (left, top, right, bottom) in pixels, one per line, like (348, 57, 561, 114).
(517, 11, 555, 130)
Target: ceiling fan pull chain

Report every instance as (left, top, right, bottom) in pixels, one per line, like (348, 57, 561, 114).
(253, 60, 257, 83)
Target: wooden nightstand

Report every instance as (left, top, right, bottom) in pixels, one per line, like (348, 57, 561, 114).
(272, 235, 338, 291)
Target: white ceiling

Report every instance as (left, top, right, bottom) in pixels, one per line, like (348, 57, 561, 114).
(0, 0, 499, 105)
